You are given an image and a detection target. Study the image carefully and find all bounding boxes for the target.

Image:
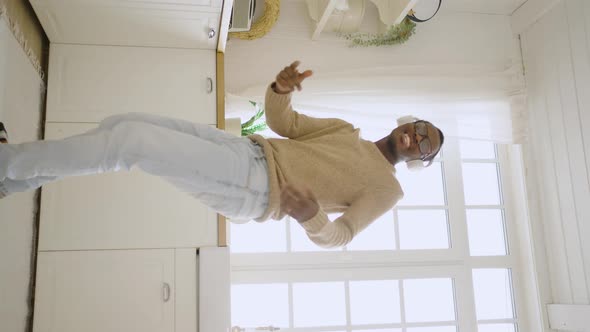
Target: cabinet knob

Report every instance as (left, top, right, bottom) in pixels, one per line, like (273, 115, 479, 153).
(208, 28, 216, 39)
(206, 77, 214, 94)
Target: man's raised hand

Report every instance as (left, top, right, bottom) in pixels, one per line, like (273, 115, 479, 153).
(274, 61, 313, 94)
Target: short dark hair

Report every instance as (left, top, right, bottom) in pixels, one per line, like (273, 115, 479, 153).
(423, 122, 444, 166)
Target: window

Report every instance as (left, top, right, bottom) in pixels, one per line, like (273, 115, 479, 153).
(229, 137, 525, 332)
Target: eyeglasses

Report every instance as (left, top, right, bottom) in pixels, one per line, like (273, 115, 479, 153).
(414, 121, 432, 160)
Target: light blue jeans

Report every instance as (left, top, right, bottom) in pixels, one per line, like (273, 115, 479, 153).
(0, 113, 269, 221)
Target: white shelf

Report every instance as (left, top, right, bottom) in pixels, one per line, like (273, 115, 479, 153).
(311, 0, 340, 40)
(308, 0, 419, 40)
(370, 0, 420, 25)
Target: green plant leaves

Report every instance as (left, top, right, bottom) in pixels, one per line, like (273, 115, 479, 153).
(241, 101, 268, 136)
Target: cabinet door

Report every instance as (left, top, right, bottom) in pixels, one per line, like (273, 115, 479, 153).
(39, 123, 217, 251)
(29, 0, 222, 48)
(46, 44, 217, 124)
(33, 250, 175, 332)
(176, 249, 199, 332)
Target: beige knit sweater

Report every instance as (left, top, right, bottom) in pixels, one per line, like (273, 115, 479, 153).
(249, 85, 404, 248)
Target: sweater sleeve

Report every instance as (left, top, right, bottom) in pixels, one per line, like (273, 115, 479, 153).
(264, 84, 350, 139)
(300, 189, 402, 248)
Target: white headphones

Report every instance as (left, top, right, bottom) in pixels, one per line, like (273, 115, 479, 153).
(396, 115, 426, 172)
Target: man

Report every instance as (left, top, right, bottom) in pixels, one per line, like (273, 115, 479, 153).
(0, 61, 443, 248)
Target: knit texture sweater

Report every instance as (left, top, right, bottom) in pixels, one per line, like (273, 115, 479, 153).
(248, 85, 404, 248)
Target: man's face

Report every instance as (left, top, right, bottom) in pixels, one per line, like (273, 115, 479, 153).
(390, 121, 442, 162)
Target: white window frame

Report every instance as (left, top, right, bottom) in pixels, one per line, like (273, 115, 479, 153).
(229, 137, 541, 332)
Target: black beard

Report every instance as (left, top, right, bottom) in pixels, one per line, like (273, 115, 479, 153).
(387, 137, 398, 160)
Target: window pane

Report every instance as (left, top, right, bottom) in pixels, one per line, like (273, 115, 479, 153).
(350, 280, 401, 324)
(406, 326, 456, 332)
(230, 219, 287, 253)
(478, 324, 516, 332)
(231, 284, 289, 327)
(396, 162, 445, 206)
(466, 209, 507, 256)
(398, 210, 449, 250)
(404, 278, 456, 322)
(462, 163, 501, 205)
(460, 140, 496, 159)
(291, 216, 342, 252)
(347, 210, 396, 251)
(472, 269, 514, 320)
(293, 282, 346, 327)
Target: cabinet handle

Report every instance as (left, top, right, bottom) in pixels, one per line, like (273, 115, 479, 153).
(163, 283, 171, 302)
(206, 77, 214, 94)
(208, 28, 216, 39)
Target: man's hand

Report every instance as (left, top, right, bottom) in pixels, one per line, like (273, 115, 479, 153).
(280, 184, 319, 223)
(274, 61, 313, 94)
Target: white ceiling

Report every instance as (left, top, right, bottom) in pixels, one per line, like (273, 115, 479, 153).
(418, 0, 529, 15)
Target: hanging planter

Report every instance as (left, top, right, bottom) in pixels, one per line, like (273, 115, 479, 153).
(342, 0, 442, 47)
(343, 16, 416, 47)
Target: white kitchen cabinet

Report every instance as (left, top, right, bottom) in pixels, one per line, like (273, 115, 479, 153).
(198, 247, 231, 332)
(39, 122, 218, 251)
(33, 248, 230, 332)
(29, 0, 223, 49)
(39, 43, 219, 251)
(30, 1, 231, 327)
(33, 249, 176, 332)
(45, 44, 217, 124)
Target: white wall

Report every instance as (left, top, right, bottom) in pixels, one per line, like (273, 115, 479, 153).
(0, 18, 44, 332)
(520, 0, 590, 330)
(225, 0, 520, 95)
(224, 0, 564, 329)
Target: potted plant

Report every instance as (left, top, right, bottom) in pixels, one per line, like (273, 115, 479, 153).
(240, 101, 268, 136)
(225, 100, 268, 137)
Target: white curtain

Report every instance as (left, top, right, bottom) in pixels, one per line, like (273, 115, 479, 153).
(226, 63, 527, 144)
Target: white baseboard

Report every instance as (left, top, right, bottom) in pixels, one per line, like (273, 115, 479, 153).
(548, 304, 590, 331)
